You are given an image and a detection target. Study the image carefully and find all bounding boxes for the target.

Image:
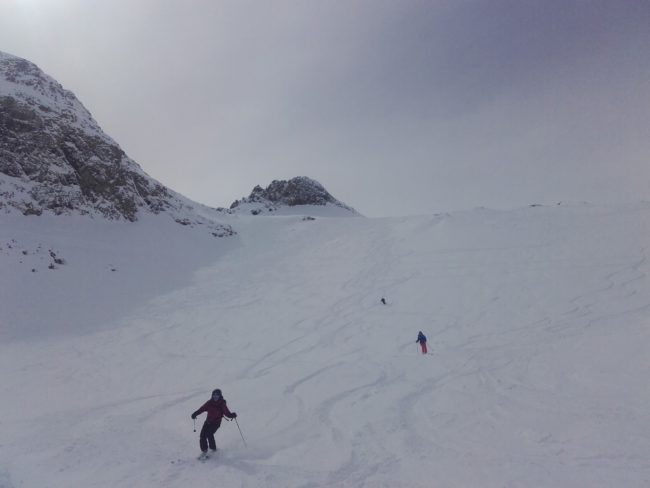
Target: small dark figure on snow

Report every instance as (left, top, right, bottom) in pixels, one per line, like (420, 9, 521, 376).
(416, 331, 427, 354)
(380, 297, 386, 305)
(191, 389, 237, 454)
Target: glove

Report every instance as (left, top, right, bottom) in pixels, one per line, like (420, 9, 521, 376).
(230, 412, 237, 419)
(191, 413, 197, 420)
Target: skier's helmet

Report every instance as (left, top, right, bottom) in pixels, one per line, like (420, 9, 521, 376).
(212, 389, 222, 400)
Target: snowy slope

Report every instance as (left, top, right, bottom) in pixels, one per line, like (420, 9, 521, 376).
(1, 203, 650, 487)
(0, 212, 237, 342)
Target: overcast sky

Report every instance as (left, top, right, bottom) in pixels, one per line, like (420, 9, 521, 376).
(1, 0, 649, 216)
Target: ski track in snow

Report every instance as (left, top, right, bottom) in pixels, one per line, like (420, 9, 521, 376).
(2, 204, 650, 487)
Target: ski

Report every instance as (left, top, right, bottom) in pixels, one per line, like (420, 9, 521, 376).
(197, 449, 218, 461)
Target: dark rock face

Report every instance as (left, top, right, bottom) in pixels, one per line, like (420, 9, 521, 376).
(230, 176, 356, 214)
(0, 51, 232, 237)
(0, 53, 173, 220)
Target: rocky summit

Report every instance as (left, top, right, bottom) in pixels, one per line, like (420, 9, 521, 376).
(0, 51, 232, 236)
(230, 176, 358, 216)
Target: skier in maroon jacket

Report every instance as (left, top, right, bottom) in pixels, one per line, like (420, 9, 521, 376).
(191, 389, 237, 454)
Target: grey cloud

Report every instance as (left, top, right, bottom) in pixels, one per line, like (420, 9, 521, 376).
(1, 0, 649, 216)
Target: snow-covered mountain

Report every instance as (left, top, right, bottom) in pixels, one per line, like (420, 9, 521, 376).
(229, 176, 359, 216)
(0, 51, 232, 236)
(2, 201, 650, 487)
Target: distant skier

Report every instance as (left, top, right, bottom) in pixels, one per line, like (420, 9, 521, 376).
(380, 297, 386, 305)
(191, 389, 237, 456)
(416, 331, 427, 354)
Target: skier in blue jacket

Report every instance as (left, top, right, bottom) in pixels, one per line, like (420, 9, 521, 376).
(416, 331, 427, 354)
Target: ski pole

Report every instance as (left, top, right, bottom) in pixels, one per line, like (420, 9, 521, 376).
(234, 418, 247, 448)
(193, 418, 196, 432)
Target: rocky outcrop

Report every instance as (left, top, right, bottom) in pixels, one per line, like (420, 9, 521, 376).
(0, 51, 233, 236)
(230, 177, 358, 215)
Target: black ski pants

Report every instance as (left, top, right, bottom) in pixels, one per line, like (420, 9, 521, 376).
(199, 420, 221, 452)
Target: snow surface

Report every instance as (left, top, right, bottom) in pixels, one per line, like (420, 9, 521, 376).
(2, 203, 650, 487)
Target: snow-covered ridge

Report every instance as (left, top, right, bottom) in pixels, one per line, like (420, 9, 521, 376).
(229, 176, 360, 216)
(0, 50, 232, 237)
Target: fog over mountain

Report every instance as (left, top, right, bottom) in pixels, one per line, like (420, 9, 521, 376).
(2, 1, 648, 216)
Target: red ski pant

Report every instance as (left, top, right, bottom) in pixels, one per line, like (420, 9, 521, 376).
(420, 342, 427, 354)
